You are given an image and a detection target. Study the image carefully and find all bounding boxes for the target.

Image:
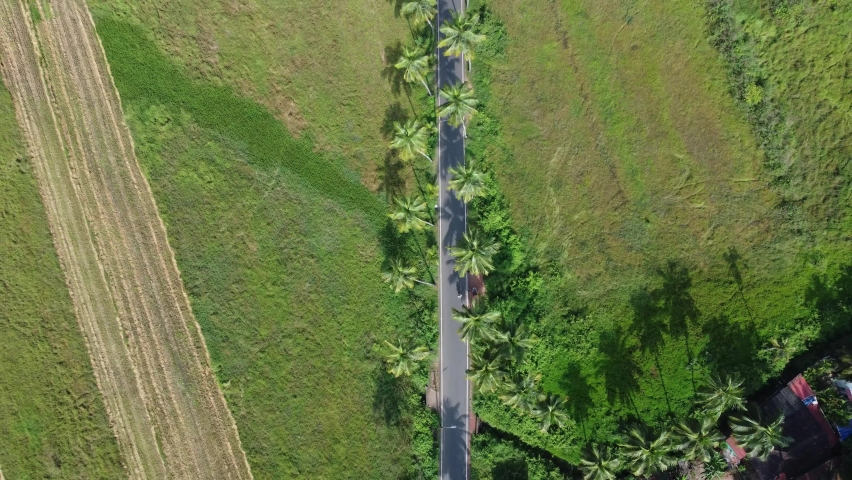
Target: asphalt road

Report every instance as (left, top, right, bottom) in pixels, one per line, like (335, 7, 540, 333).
(436, 0, 470, 478)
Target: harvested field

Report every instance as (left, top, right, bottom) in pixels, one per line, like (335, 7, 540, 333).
(0, 0, 252, 478)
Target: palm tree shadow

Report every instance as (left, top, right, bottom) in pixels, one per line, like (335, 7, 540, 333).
(382, 41, 409, 96)
(701, 314, 764, 389)
(439, 399, 470, 477)
(385, 0, 404, 17)
(372, 363, 407, 426)
(376, 150, 406, 202)
(558, 361, 594, 441)
(492, 457, 529, 479)
(597, 324, 642, 420)
(629, 287, 672, 413)
(381, 101, 410, 140)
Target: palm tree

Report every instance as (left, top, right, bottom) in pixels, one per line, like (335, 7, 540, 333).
(499, 373, 541, 413)
(452, 305, 500, 343)
(729, 414, 791, 461)
(619, 428, 677, 478)
(532, 393, 569, 433)
(579, 444, 621, 480)
(394, 46, 433, 96)
(448, 230, 499, 277)
(437, 82, 477, 137)
(698, 375, 747, 419)
(388, 195, 433, 233)
(383, 340, 430, 377)
(492, 320, 536, 362)
(466, 349, 506, 393)
(438, 10, 485, 70)
(382, 258, 434, 293)
(448, 162, 487, 202)
(401, 0, 437, 30)
(672, 416, 724, 463)
(703, 453, 729, 479)
(390, 119, 432, 162)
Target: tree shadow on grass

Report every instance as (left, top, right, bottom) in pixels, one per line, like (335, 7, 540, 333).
(492, 457, 528, 480)
(629, 287, 672, 414)
(701, 313, 764, 390)
(597, 324, 642, 420)
(381, 41, 409, 97)
(724, 246, 754, 321)
(653, 260, 700, 396)
(372, 363, 407, 426)
(381, 101, 410, 140)
(385, 0, 404, 17)
(376, 150, 406, 202)
(558, 361, 593, 440)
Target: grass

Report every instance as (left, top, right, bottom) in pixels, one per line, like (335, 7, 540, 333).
(0, 78, 123, 478)
(465, 0, 852, 462)
(91, 16, 438, 478)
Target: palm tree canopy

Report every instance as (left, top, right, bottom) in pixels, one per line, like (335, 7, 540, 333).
(448, 162, 487, 203)
(619, 428, 677, 477)
(401, 0, 437, 28)
(673, 416, 724, 463)
(698, 375, 747, 419)
(499, 373, 541, 413)
(492, 320, 536, 361)
(390, 119, 431, 162)
(579, 444, 621, 480)
(452, 305, 500, 343)
(532, 393, 569, 433)
(466, 349, 507, 393)
(382, 258, 418, 293)
(388, 195, 432, 233)
(383, 340, 430, 377)
(437, 82, 478, 128)
(394, 46, 433, 94)
(729, 414, 792, 461)
(438, 11, 486, 59)
(448, 229, 500, 277)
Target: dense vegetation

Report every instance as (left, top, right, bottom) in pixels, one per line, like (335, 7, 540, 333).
(89, 10, 438, 478)
(463, 0, 852, 465)
(0, 80, 124, 477)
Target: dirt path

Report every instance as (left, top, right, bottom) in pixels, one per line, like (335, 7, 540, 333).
(0, 1, 252, 478)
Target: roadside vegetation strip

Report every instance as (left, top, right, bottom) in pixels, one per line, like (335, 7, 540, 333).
(0, 0, 252, 478)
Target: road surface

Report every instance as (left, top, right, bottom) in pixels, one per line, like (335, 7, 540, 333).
(436, 0, 470, 478)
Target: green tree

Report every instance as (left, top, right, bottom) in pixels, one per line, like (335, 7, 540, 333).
(672, 416, 724, 463)
(729, 414, 792, 461)
(437, 82, 477, 137)
(449, 230, 499, 277)
(448, 162, 487, 202)
(703, 453, 729, 479)
(492, 320, 536, 362)
(382, 258, 434, 293)
(383, 340, 430, 377)
(388, 195, 433, 233)
(579, 444, 621, 480)
(438, 10, 485, 70)
(401, 0, 437, 30)
(466, 349, 506, 393)
(394, 46, 433, 96)
(452, 305, 500, 343)
(698, 375, 747, 419)
(619, 428, 677, 478)
(532, 393, 569, 433)
(390, 119, 432, 162)
(499, 373, 541, 413)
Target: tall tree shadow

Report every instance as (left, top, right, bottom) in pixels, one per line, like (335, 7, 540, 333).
(652, 260, 700, 395)
(558, 361, 593, 441)
(376, 150, 406, 202)
(381, 101, 410, 140)
(597, 324, 643, 420)
(724, 246, 754, 320)
(385, 0, 404, 17)
(372, 363, 407, 426)
(492, 457, 528, 480)
(629, 287, 672, 414)
(701, 313, 764, 390)
(381, 41, 410, 97)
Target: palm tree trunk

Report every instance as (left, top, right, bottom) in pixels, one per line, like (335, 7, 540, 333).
(461, 122, 467, 138)
(414, 279, 436, 288)
(420, 78, 433, 96)
(413, 240, 436, 284)
(419, 151, 433, 163)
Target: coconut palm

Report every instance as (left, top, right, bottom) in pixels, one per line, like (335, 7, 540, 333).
(467, 349, 507, 393)
(532, 393, 569, 433)
(382, 258, 433, 293)
(448, 162, 487, 202)
(401, 0, 437, 30)
(619, 428, 677, 477)
(383, 340, 430, 377)
(394, 46, 433, 96)
(437, 82, 477, 137)
(390, 119, 432, 162)
(438, 10, 485, 70)
(499, 373, 541, 413)
(492, 320, 536, 362)
(452, 305, 500, 343)
(672, 416, 724, 463)
(729, 414, 791, 461)
(448, 230, 499, 277)
(579, 444, 621, 480)
(703, 453, 729, 479)
(388, 195, 433, 233)
(698, 375, 747, 419)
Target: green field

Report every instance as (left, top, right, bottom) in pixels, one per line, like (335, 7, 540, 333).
(88, 6, 437, 477)
(466, 0, 852, 461)
(0, 80, 124, 478)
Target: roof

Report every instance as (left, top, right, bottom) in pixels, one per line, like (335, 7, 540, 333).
(748, 375, 840, 480)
